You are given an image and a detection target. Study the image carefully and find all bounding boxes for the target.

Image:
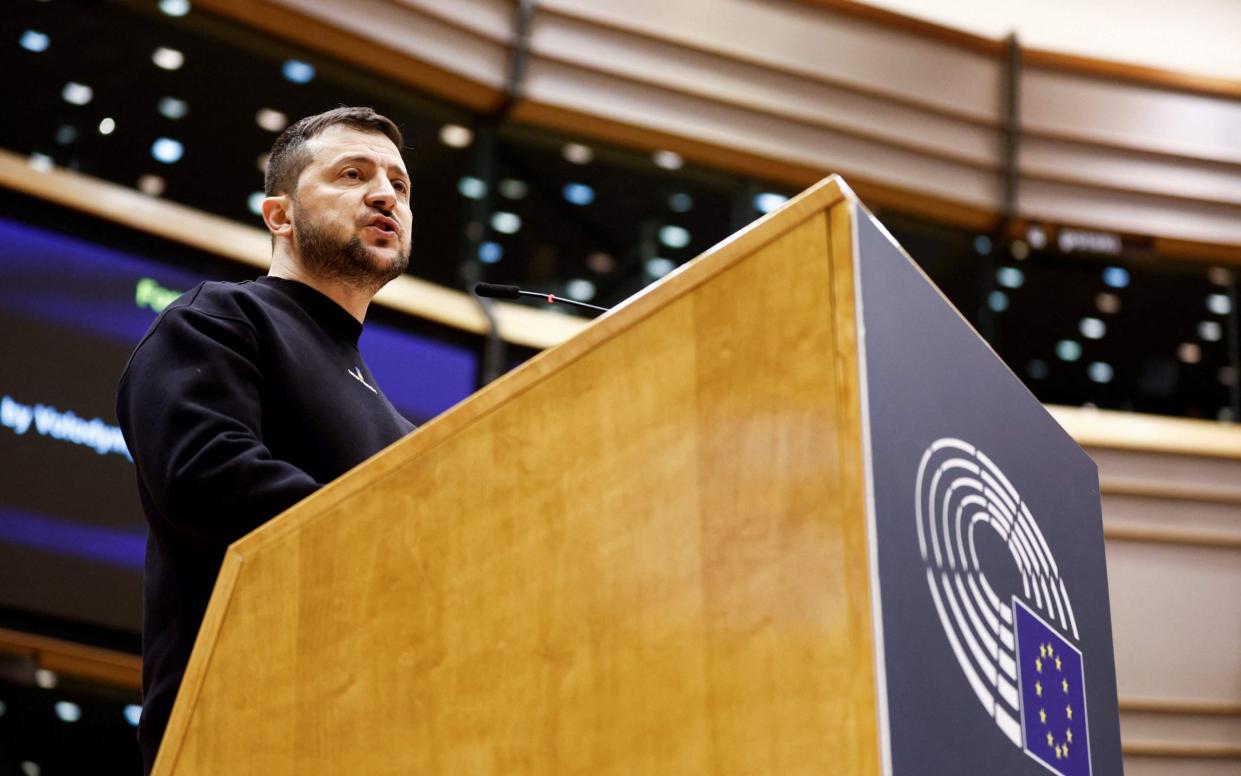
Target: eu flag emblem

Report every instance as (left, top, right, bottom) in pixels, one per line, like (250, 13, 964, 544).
(1015, 598, 1091, 776)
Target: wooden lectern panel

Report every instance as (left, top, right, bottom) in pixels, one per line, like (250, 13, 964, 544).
(156, 178, 879, 775)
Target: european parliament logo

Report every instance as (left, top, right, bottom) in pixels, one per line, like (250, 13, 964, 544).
(916, 438, 1092, 776)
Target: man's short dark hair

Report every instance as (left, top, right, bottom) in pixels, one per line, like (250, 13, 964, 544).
(264, 106, 404, 197)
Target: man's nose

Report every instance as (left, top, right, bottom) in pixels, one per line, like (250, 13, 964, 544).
(365, 177, 396, 209)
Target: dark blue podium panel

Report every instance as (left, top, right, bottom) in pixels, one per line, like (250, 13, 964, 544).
(854, 208, 1124, 776)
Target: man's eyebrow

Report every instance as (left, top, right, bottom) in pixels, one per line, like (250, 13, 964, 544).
(328, 153, 410, 180)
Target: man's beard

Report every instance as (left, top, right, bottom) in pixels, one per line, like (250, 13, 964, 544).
(292, 208, 410, 293)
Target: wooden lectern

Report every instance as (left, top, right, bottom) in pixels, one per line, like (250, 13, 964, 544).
(154, 176, 1123, 775)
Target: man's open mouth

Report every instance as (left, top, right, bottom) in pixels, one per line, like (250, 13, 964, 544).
(367, 215, 399, 236)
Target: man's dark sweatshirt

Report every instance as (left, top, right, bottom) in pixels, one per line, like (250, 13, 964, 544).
(116, 276, 414, 774)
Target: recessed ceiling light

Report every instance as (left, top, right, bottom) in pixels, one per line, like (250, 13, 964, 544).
(152, 46, 185, 71)
(996, 267, 1024, 289)
(20, 30, 50, 52)
(438, 124, 472, 148)
(456, 176, 486, 200)
(1055, 340, 1082, 362)
(1094, 292, 1120, 314)
(1207, 267, 1232, 286)
(1079, 317, 1105, 339)
(1102, 267, 1130, 289)
(586, 251, 615, 274)
(61, 82, 93, 106)
(98, 117, 116, 135)
(1087, 362, 1113, 384)
(255, 108, 287, 132)
(658, 225, 690, 249)
(1206, 293, 1231, 315)
(151, 137, 184, 164)
(53, 702, 81, 723)
(158, 0, 191, 16)
(282, 60, 315, 84)
(158, 96, 188, 120)
(562, 143, 593, 164)
(753, 192, 788, 214)
(1026, 225, 1047, 249)
(652, 150, 683, 170)
(477, 241, 503, 264)
(565, 278, 596, 301)
(497, 178, 527, 199)
(645, 257, 676, 279)
(562, 182, 594, 206)
(490, 212, 521, 234)
(138, 174, 166, 196)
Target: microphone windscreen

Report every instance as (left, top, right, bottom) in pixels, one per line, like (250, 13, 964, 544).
(474, 283, 522, 300)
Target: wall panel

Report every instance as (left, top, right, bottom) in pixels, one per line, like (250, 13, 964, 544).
(1021, 137, 1241, 209)
(529, 14, 1000, 167)
(539, 0, 1003, 122)
(1104, 540, 1241, 702)
(269, 0, 512, 88)
(1088, 440, 1241, 774)
(523, 61, 1002, 207)
(1124, 760, 1241, 776)
(1022, 69, 1241, 165)
(1020, 178, 1241, 244)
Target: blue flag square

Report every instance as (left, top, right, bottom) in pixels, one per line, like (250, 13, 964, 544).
(1014, 598, 1091, 776)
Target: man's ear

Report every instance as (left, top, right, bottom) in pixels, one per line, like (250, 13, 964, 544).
(261, 195, 294, 239)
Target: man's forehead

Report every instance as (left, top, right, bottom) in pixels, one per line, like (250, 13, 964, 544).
(306, 125, 407, 173)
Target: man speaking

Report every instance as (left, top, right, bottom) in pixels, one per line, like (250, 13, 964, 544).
(117, 107, 417, 774)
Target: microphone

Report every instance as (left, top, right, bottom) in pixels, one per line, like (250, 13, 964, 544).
(474, 283, 609, 314)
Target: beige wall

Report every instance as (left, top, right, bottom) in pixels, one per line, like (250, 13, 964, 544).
(861, 0, 1241, 82)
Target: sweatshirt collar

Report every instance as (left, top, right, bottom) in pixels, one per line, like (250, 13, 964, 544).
(255, 276, 363, 346)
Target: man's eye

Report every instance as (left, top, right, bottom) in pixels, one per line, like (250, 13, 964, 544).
(394, 181, 409, 193)
(342, 169, 361, 180)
